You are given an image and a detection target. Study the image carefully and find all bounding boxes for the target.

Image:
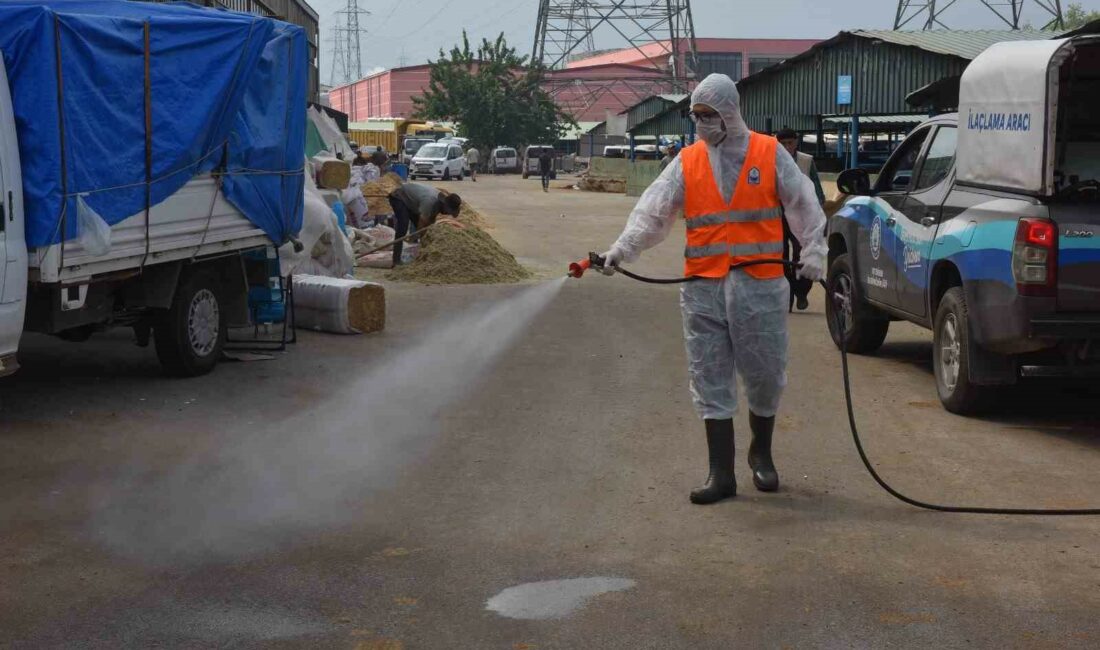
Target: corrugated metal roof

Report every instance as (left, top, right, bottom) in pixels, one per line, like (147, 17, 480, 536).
(851, 29, 1058, 60)
(740, 28, 1063, 89)
(658, 94, 688, 103)
(823, 114, 928, 125)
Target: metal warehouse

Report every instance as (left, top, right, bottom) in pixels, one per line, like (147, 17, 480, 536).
(735, 29, 1053, 166)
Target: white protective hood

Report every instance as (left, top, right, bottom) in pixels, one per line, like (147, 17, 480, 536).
(956, 38, 1075, 195)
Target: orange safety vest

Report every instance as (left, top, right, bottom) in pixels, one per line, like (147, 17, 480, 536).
(680, 133, 784, 279)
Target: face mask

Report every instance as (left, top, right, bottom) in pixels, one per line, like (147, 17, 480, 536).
(697, 119, 727, 146)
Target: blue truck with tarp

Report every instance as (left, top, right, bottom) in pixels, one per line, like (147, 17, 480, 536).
(0, 0, 306, 377)
(825, 35, 1100, 414)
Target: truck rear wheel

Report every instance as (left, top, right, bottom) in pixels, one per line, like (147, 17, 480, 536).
(933, 287, 994, 414)
(826, 253, 889, 354)
(154, 271, 225, 377)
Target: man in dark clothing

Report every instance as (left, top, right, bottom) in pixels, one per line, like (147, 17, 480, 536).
(538, 149, 553, 192)
(659, 143, 679, 171)
(387, 183, 462, 267)
(776, 128, 826, 311)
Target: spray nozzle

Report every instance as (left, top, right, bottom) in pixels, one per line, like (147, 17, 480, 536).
(567, 252, 608, 278)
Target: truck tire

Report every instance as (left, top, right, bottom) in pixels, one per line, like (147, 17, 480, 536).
(826, 253, 889, 354)
(154, 270, 226, 377)
(933, 287, 994, 414)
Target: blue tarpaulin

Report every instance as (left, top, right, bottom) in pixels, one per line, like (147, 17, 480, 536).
(0, 0, 305, 248)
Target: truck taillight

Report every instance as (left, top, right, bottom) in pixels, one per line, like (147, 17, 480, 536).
(1013, 218, 1057, 297)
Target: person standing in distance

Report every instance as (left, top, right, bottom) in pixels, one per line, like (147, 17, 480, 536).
(538, 148, 553, 193)
(776, 128, 826, 311)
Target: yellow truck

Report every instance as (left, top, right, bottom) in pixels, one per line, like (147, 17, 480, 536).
(346, 119, 454, 160)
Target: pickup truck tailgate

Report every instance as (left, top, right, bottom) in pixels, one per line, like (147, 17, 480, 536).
(1052, 203, 1100, 311)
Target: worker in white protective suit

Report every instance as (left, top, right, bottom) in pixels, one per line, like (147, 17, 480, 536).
(600, 74, 828, 504)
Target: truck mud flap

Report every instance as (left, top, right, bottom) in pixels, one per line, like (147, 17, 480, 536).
(967, 329, 1018, 385)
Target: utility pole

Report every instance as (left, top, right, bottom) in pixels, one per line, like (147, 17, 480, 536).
(894, 0, 1064, 30)
(532, 0, 699, 118)
(330, 0, 370, 85)
(328, 24, 349, 86)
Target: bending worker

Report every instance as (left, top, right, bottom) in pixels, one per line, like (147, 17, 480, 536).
(387, 183, 462, 267)
(599, 74, 827, 505)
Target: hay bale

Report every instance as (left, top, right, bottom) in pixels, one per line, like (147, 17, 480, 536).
(388, 216, 530, 285)
(317, 160, 351, 189)
(293, 275, 385, 334)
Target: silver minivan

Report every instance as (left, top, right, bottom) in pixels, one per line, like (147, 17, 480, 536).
(489, 146, 518, 174)
(410, 142, 466, 181)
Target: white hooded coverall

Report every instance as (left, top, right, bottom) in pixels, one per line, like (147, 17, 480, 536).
(607, 74, 828, 420)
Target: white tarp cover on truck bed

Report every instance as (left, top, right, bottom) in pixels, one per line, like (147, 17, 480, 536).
(957, 38, 1073, 195)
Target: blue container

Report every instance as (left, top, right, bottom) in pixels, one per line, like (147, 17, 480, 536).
(244, 247, 286, 324)
(249, 284, 286, 323)
(332, 200, 346, 232)
(391, 163, 409, 181)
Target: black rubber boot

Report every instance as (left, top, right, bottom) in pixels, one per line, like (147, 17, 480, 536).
(748, 412, 779, 492)
(690, 419, 736, 505)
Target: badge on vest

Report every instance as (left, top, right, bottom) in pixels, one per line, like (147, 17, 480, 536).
(748, 167, 761, 185)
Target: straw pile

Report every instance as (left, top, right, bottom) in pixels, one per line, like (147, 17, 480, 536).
(359, 171, 404, 215)
(388, 212, 530, 285)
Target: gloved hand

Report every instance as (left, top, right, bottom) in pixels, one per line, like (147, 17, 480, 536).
(599, 247, 623, 276)
(797, 248, 827, 282)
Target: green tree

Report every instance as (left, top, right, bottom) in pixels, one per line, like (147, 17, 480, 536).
(1064, 2, 1100, 28)
(413, 32, 575, 150)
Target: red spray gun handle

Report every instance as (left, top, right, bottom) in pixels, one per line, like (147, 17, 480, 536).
(567, 252, 607, 278)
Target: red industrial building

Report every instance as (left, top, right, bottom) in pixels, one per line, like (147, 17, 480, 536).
(566, 38, 822, 80)
(328, 38, 821, 123)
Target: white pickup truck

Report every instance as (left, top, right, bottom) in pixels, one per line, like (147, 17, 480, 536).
(0, 2, 305, 378)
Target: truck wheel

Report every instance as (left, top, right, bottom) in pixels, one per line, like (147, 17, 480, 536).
(826, 253, 889, 354)
(933, 287, 994, 414)
(154, 271, 226, 377)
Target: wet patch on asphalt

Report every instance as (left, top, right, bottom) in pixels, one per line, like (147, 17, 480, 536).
(486, 577, 635, 620)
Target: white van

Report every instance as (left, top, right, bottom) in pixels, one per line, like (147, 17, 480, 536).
(489, 147, 518, 174)
(522, 145, 557, 179)
(410, 142, 466, 181)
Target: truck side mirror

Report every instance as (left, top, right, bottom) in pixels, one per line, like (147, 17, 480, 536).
(837, 168, 872, 196)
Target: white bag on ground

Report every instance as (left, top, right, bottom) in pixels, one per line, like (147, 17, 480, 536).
(280, 171, 354, 278)
(293, 274, 385, 334)
(77, 194, 111, 256)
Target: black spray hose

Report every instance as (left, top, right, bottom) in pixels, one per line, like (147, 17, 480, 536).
(579, 254, 1100, 516)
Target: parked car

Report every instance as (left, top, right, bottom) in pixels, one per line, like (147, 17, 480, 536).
(633, 144, 660, 160)
(857, 139, 900, 170)
(400, 137, 434, 165)
(603, 145, 628, 158)
(825, 35, 1100, 414)
(522, 145, 557, 180)
(409, 142, 466, 181)
(489, 146, 519, 174)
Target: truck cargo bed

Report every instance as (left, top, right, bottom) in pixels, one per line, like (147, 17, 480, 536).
(30, 176, 268, 284)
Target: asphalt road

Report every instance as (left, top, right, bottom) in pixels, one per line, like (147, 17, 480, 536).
(3, 174, 1100, 649)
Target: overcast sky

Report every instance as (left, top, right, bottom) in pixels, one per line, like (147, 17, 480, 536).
(314, 0, 1100, 85)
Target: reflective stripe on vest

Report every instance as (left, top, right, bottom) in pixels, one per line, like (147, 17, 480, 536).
(680, 133, 785, 279)
(685, 241, 785, 259)
(684, 207, 783, 230)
